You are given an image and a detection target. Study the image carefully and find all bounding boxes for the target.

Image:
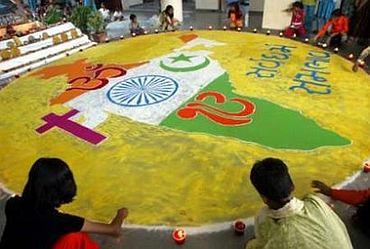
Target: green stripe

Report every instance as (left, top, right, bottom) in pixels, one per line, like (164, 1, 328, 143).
(160, 73, 350, 150)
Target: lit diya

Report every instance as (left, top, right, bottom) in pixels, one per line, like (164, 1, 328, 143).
(234, 220, 246, 235)
(364, 161, 370, 173)
(172, 228, 187, 245)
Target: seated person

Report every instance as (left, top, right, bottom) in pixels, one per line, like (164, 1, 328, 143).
(113, 8, 124, 22)
(0, 158, 129, 249)
(312, 180, 370, 237)
(284, 1, 306, 38)
(159, 5, 180, 31)
(246, 158, 353, 249)
(228, 2, 244, 29)
(99, 3, 110, 22)
(129, 14, 144, 35)
(314, 9, 349, 47)
(352, 46, 369, 72)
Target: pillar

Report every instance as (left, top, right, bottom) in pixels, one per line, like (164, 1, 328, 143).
(262, 0, 291, 30)
(161, 0, 183, 22)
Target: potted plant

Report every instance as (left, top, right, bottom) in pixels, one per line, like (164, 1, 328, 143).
(88, 11, 107, 43)
(70, 6, 93, 34)
(44, 6, 62, 25)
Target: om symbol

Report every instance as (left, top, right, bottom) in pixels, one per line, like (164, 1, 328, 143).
(177, 91, 255, 126)
(50, 64, 127, 105)
(66, 64, 126, 91)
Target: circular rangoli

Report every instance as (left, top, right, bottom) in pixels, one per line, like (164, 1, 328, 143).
(0, 31, 369, 226)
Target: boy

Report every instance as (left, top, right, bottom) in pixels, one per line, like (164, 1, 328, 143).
(314, 9, 349, 47)
(246, 158, 353, 249)
(129, 14, 144, 35)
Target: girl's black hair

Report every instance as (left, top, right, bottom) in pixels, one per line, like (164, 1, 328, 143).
(165, 5, 174, 19)
(352, 198, 370, 237)
(332, 9, 343, 17)
(292, 1, 304, 10)
(22, 158, 77, 210)
(228, 3, 243, 19)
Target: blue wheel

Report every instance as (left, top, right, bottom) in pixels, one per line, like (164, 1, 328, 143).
(107, 75, 178, 107)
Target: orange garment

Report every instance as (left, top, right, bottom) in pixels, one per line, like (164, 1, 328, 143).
(331, 188, 370, 206)
(53, 232, 100, 249)
(317, 16, 349, 38)
(230, 13, 243, 28)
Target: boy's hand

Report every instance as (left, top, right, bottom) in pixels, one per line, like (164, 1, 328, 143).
(311, 180, 331, 196)
(117, 207, 129, 220)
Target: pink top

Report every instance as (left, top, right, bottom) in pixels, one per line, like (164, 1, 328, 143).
(291, 9, 305, 28)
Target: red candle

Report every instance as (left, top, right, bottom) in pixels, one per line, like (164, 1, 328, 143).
(364, 162, 370, 173)
(234, 220, 246, 235)
(172, 228, 187, 245)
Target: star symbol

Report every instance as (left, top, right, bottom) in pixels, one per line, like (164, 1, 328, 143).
(169, 54, 196, 64)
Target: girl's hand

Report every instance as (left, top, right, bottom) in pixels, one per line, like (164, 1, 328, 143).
(311, 180, 331, 196)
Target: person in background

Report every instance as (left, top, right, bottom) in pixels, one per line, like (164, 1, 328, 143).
(99, 2, 110, 23)
(159, 5, 180, 31)
(314, 9, 349, 47)
(284, 1, 306, 38)
(28, 0, 38, 14)
(228, 2, 244, 29)
(245, 158, 353, 249)
(0, 158, 129, 249)
(112, 7, 124, 22)
(302, 0, 317, 34)
(312, 180, 370, 236)
(352, 46, 369, 72)
(129, 14, 144, 35)
(316, 0, 336, 30)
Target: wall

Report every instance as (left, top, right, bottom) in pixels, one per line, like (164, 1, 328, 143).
(250, 0, 265, 12)
(195, 0, 219, 10)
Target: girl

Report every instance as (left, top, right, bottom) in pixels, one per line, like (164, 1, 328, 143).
(312, 180, 370, 237)
(228, 3, 244, 29)
(284, 1, 306, 38)
(0, 158, 128, 249)
(159, 5, 180, 31)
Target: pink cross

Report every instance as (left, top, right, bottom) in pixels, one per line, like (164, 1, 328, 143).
(36, 109, 106, 145)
